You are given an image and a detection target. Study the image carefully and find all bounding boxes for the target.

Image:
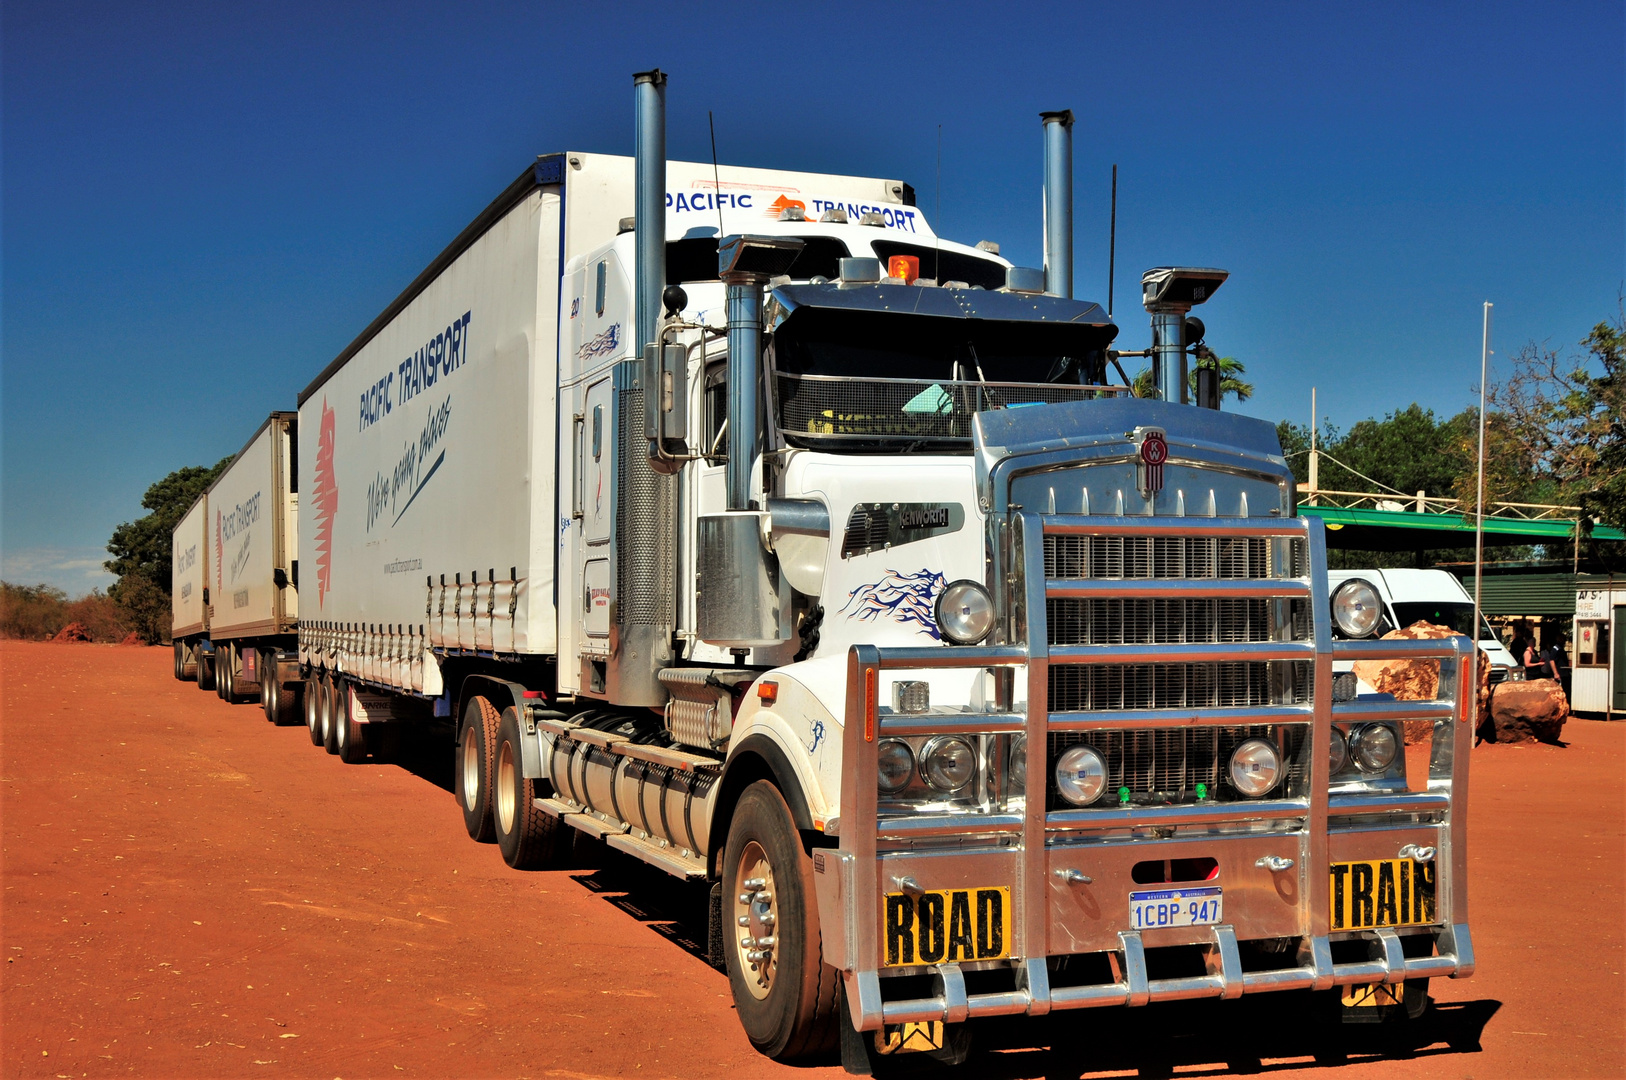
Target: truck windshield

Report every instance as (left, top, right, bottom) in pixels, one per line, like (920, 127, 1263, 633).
(1391, 601, 1499, 643)
(771, 306, 1122, 451)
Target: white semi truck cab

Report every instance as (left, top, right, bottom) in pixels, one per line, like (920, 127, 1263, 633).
(292, 71, 1476, 1071)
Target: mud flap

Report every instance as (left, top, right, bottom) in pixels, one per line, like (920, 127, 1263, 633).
(839, 985, 971, 1075)
(1340, 980, 1429, 1024)
(706, 881, 725, 971)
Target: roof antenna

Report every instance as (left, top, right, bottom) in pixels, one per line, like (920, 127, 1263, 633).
(1108, 163, 1117, 318)
(708, 111, 725, 239)
(934, 124, 942, 280)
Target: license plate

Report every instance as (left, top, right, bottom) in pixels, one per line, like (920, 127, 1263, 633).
(1329, 859, 1436, 930)
(882, 886, 1011, 967)
(1128, 886, 1223, 930)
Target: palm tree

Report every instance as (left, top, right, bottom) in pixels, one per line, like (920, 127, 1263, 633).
(1131, 355, 1253, 403)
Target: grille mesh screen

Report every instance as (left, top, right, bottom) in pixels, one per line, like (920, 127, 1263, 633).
(1047, 661, 1311, 712)
(1046, 535, 1297, 580)
(617, 388, 675, 626)
(1046, 597, 1310, 646)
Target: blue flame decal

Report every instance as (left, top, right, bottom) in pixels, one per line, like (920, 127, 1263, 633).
(841, 568, 947, 639)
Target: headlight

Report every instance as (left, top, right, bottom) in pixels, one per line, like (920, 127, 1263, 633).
(1351, 724, 1398, 771)
(1054, 745, 1108, 806)
(921, 736, 976, 791)
(1008, 733, 1027, 791)
(1331, 579, 1382, 638)
(935, 579, 994, 645)
(876, 739, 914, 793)
(1328, 726, 1349, 775)
(1229, 738, 1281, 797)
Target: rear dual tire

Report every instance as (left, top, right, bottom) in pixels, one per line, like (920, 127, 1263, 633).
(334, 678, 368, 764)
(305, 671, 325, 746)
(173, 640, 198, 681)
(457, 696, 500, 842)
(197, 650, 216, 692)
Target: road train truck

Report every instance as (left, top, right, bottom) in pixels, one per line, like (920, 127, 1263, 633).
(293, 72, 1476, 1070)
(171, 412, 302, 724)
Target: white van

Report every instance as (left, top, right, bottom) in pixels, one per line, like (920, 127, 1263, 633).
(1329, 568, 1517, 682)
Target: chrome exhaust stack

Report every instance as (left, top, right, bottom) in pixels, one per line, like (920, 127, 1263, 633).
(696, 235, 803, 650)
(633, 70, 666, 367)
(1041, 109, 1074, 299)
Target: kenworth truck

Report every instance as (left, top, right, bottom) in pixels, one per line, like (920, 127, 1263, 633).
(171, 412, 302, 725)
(292, 72, 1474, 1070)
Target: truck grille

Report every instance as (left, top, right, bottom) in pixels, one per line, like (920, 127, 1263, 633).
(1042, 527, 1312, 807)
(1046, 725, 1308, 808)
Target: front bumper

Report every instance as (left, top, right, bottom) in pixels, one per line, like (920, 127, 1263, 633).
(822, 515, 1476, 1031)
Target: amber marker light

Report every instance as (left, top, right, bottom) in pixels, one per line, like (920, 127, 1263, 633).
(887, 255, 920, 284)
(757, 681, 778, 706)
(863, 667, 878, 742)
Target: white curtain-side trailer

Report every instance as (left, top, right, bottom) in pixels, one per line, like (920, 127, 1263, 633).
(200, 411, 301, 722)
(170, 491, 210, 684)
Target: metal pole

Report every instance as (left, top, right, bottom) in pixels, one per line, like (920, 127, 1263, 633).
(1309, 387, 1319, 495)
(1108, 164, 1117, 317)
(1472, 302, 1492, 644)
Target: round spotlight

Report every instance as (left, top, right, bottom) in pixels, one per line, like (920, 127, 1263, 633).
(921, 736, 977, 792)
(876, 739, 915, 794)
(1352, 724, 1399, 772)
(1328, 726, 1349, 776)
(934, 580, 994, 645)
(1008, 733, 1027, 792)
(1331, 579, 1383, 638)
(1054, 745, 1108, 806)
(1229, 738, 1282, 797)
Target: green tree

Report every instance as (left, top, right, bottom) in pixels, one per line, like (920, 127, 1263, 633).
(1452, 309, 1626, 546)
(1132, 355, 1254, 403)
(104, 457, 232, 643)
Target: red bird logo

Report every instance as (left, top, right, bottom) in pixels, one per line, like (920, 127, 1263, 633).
(312, 397, 339, 607)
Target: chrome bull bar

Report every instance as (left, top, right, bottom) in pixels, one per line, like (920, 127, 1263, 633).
(828, 514, 1476, 1032)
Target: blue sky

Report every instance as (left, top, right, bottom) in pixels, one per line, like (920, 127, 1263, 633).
(3, 1, 1621, 595)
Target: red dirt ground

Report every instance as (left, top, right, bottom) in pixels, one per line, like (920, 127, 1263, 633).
(3, 641, 1622, 1079)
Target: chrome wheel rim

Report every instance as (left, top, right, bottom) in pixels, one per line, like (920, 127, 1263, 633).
(496, 740, 516, 833)
(306, 681, 318, 734)
(461, 728, 480, 812)
(732, 840, 779, 1000)
(319, 678, 332, 742)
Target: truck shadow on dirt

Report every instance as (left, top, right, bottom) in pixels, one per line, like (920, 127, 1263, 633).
(968, 993, 1501, 1078)
(335, 724, 1506, 1079)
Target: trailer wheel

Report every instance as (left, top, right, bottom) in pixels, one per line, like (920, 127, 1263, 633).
(494, 706, 564, 869)
(321, 675, 340, 754)
(722, 781, 839, 1062)
(457, 696, 500, 842)
(260, 651, 275, 720)
(336, 681, 368, 764)
(173, 640, 186, 681)
(305, 673, 324, 745)
(272, 679, 299, 727)
(197, 650, 215, 692)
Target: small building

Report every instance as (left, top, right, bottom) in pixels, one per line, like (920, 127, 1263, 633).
(1574, 581, 1626, 717)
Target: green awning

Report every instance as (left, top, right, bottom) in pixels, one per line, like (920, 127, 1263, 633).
(1298, 505, 1624, 552)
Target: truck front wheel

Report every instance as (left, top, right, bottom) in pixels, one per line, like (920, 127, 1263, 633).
(722, 781, 839, 1062)
(494, 706, 564, 869)
(457, 696, 500, 842)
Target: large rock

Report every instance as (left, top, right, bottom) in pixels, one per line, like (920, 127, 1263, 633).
(1352, 621, 1492, 745)
(1485, 679, 1568, 744)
